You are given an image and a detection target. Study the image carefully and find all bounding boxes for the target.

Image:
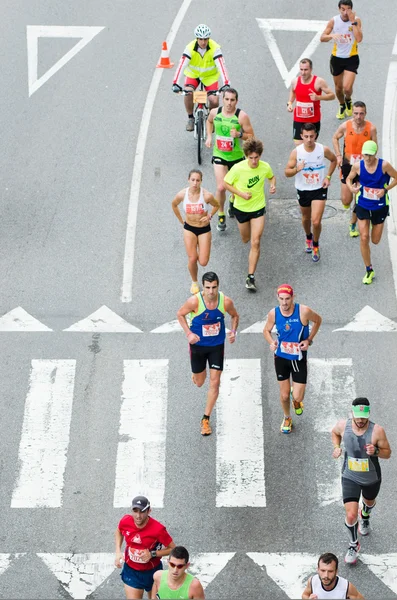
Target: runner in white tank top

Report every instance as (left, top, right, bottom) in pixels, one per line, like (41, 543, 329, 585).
(320, 1, 363, 119)
(302, 553, 364, 599)
(172, 169, 219, 294)
(285, 123, 337, 262)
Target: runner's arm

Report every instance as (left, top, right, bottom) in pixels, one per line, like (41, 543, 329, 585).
(383, 161, 397, 193)
(223, 180, 250, 200)
(301, 576, 314, 599)
(206, 108, 216, 145)
(370, 124, 378, 145)
(372, 425, 392, 459)
(114, 528, 124, 568)
(205, 191, 220, 216)
(173, 47, 191, 86)
(285, 148, 298, 177)
(300, 305, 322, 344)
(171, 191, 185, 225)
(314, 78, 335, 102)
(177, 297, 199, 337)
(320, 19, 336, 42)
(153, 541, 176, 559)
(189, 578, 206, 599)
(238, 111, 254, 140)
(263, 309, 277, 348)
(267, 174, 276, 194)
(324, 146, 337, 178)
(347, 581, 364, 599)
(332, 124, 346, 166)
(331, 419, 346, 449)
(287, 79, 296, 111)
(351, 16, 363, 43)
(346, 162, 360, 193)
(224, 296, 239, 342)
(151, 571, 161, 597)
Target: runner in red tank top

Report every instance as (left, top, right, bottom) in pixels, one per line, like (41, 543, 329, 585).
(287, 58, 335, 145)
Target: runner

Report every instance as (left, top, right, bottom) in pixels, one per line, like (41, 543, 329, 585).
(172, 169, 219, 294)
(285, 123, 337, 262)
(320, 0, 363, 120)
(172, 24, 230, 131)
(223, 138, 276, 291)
(332, 101, 377, 237)
(115, 496, 175, 599)
(287, 58, 335, 145)
(152, 546, 205, 599)
(302, 552, 364, 599)
(205, 87, 254, 231)
(346, 140, 397, 284)
(176, 271, 239, 436)
(331, 398, 392, 564)
(263, 284, 322, 434)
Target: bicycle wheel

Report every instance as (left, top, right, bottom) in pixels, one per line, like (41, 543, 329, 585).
(196, 111, 204, 165)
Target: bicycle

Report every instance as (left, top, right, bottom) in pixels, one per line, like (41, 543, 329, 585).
(175, 84, 221, 165)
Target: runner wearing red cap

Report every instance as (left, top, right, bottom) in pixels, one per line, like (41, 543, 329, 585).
(263, 285, 322, 434)
(115, 495, 175, 599)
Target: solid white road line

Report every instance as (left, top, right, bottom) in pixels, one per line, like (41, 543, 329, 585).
(383, 34, 397, 302)
(113, 360, 168, 507)
(308, 358, 356, 506)
(121, 0, 193, 302)
(11, 360, 76, 508)
(216, 359, 266, 507)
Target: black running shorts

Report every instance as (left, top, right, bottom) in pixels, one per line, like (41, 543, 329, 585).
(233, 207, 265, 223)
(189, 343, 224, 373)
(296, 188, 328, 207)
(355, 204, 389, 225)
(274, 355, 308, 384)
(342, 477, 381, 504)
(330, 55, 360, 77)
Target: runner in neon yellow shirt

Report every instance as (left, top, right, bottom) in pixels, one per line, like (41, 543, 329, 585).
(224, 138, 276, 292)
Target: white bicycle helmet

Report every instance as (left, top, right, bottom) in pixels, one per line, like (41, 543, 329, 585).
(194, 24, 211, 39)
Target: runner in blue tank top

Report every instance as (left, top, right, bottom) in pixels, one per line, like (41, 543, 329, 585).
(347, 140, 397, 284)
(331, 398, 391, 565)
(177, 271, 239, 436)
(263, 284, 322, 434)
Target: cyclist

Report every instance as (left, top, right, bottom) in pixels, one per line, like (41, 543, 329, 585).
(172, 24, 230, 131)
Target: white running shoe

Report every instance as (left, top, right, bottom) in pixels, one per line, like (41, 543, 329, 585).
(344, 542, 360, 565)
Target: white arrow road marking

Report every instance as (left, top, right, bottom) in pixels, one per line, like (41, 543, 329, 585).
(217, 359, 266, 507)
(333, 305, 397, 332)
(187, 553, 236, 589)
(360, 554, 397, 595)
(0, 554, 26, 577)
(240, 319, 268, 333)
(150, 320, 184, 333)
(11, 360, 76, 508)
(247, 552, 318, 599)
(27, 25, 105, 96)
(113, 360, 168, 508)
(256, 19, 327, 88)
(0, 306, 52, 331)
(37, 553, 115, 599)
(64, 306, 142, 332)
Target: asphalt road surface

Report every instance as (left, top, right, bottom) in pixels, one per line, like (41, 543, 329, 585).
(1, 0, 397, 598)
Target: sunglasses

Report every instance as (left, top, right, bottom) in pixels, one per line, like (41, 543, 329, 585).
(168, 561, 186, 569)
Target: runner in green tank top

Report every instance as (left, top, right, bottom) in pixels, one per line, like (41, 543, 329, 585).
(152, 546, 205, 599)
(206, 88, 254, 232)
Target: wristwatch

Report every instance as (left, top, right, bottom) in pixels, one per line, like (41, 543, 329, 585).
(150, 550, 157, 558)
(352, 21, 358, 25)
(374, 447, 380, 456)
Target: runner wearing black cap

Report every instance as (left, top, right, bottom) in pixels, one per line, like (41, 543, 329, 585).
(263, 284, 322, 434)
(331, 398, 392, 565)
(115, 495, 175, 599)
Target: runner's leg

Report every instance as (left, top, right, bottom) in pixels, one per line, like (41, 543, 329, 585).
(204, 368, 222, 416)
(124, 585, 144, 600)
(370, 222, 385, 245)
(343, 71, 356, 104)
(213, 163, 229, 214)
(333, 73, 345, 105)
(311, 199, 326, 244)
(300, 205, 312, 236)
(197, 230, 212, 267)
(357, 218, 371, 266)
(183, 229, 199, 283)
(248, 215, 266, 274)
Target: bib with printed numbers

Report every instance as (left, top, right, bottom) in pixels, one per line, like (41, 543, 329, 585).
(302, 172, 321, 186)
(280, 341, 301, 357)
(339, 33, 353, 44)
(348, 457, 369, 472)
(202, 322, 221, 337)
(128, 548, 146, 563)
(350, 153, 362, 165)
(216, 136, 234, 152)
(363, 186, 380, 200)
(296, 101, 314, 119)
(186, 202, 205, 214)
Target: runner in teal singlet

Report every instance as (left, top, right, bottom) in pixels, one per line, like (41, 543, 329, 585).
(152, 547, 205, 599)
(206, 88, 254, 231)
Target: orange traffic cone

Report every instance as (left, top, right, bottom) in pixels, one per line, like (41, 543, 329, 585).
(156, 41, 174, 69)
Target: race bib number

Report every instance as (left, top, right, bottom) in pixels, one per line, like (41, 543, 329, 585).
(280, 341, 301, 356)
(296, 101, 314, 119)
(186, 202, 205, 214)
(348, 457, 369, 472)
(216, 136, 233, 152)
(302, 172, 321, 186)
(128, 548, 146, 563)
(363, 187, 380, 200)
(339, 33, 353, 44)
(350, 153, 362, 165)
(202, 322, 221, 337)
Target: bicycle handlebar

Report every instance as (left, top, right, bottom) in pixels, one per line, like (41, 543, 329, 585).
(177, 89, 221, 97)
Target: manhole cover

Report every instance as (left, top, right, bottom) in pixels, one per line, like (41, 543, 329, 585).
(285, 202, 338, 219)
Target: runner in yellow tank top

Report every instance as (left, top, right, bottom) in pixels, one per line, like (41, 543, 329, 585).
(320, 0, 363, 120)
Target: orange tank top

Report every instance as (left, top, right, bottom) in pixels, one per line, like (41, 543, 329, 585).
(343, 121, 373, 165)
